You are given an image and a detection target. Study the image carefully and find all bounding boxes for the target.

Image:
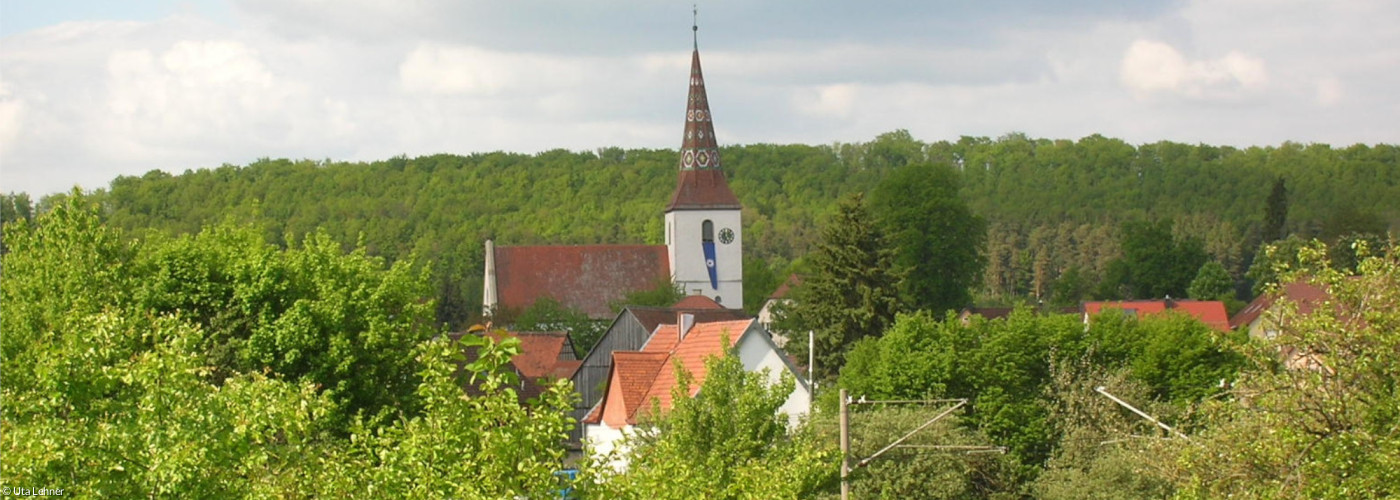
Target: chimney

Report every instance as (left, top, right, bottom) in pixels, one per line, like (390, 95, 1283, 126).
(679, 313, 696, 340)
(483, 239, 498, 317)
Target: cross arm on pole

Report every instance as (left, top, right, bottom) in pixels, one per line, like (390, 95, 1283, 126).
(855, 400, 966, 468)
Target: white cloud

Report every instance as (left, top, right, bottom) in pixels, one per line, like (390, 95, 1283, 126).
(2, 1, 1398, 196)
(1316, 76, 1343, 107)
(1120, 39, 1268, 99)
(97, 39, 350, 161)
(0, 78, 24, 157)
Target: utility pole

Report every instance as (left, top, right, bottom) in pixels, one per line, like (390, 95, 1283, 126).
(837, 395, 1004, 498)
(839, 389, 850, 500)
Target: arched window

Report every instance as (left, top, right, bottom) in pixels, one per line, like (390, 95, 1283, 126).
(702, 220, 714, 242)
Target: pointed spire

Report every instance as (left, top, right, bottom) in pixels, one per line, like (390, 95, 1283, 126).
(667, 15, 741, 212)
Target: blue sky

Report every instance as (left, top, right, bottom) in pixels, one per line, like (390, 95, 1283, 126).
(1, 0, 1397, 195)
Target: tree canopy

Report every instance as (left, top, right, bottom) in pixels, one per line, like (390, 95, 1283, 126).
(775, 193, 901, 381)
(6, 132, 1389, 324)
(870, 161, 986, 314)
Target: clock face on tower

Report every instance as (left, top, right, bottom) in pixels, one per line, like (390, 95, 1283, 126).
(718, 228, 734, 245)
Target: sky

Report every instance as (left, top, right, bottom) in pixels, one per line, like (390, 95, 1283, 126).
(1, 0, 1397, 196)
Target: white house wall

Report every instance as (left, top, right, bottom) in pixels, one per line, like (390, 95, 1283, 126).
(737, 328, 811, 429)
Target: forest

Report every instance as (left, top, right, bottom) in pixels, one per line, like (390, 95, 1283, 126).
(2, 192, 1396, 498)
(2, 131, 1398, 497)
(3, 131, 1397, 328)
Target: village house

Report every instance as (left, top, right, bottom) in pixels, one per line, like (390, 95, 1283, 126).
(581, 316, 810, 466)
(1082, 299, 1231, 332)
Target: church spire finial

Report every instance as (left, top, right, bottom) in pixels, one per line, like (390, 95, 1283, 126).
(692, 4, 698, 49)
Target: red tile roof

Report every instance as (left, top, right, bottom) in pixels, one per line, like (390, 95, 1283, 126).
(1083, 300, 1230, 332)
(643, 324, 680, 353)
(450, 330, 579, 403)
(584, 318, 756, 426)
(492, 331, 576, 379)
(583, 351, 668, 426)
(1229, 281, 1330, 330)
(493, 244, 670, 319)
(769, 274, 803, 300)
(671, 295, 724, 310)
(638, 319, 753, 416)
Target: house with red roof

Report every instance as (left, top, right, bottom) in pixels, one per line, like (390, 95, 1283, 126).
(580, 315, 810, 466)
(446, 330, 581, 405)
(565, 295, 748, 445)
(1082, 299, 1231, 332)
(481, 27, 746, 321)
(1229, 281, 1330, 338)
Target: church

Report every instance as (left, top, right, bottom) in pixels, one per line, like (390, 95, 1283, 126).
(481, 26, 745, 318)
(477, 25, 811, 460)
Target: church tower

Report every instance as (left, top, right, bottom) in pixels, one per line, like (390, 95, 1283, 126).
(665, 20, 743, 308)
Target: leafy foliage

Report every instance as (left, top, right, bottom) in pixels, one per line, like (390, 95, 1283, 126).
(839, 308, 1241, 473)
(1263, 176, 1289, 242)
(870, 161, 986, 314)
(1, 196, 576, 496)
(1098, 219, 1208, 300)
(1188, 260, 1234, 301)
(1153, 241, 1400, 499)
(29, 134, 1392, 325)
(504, 297, 609, 358)
(775, 193, 902, 381)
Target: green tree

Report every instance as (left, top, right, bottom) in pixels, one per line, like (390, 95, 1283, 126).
(1263, 177, 1288, 242)
(776, 193, 902, 381)
(1188, 260, 1234, 301)
(827, 407, 1021, 499)
(1152, 241, 1400, 498)
(1105, 220, 1208, 299)
(611, 277, 686, 310)
(1050, 266, 1092, 308)
(1245, 235, 1310, 296)
(0, 195, 577, 497)
(870, 162, 986, 314)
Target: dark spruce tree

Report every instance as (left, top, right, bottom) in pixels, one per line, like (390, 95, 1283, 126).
(1263, 177, 1288, 242)
(775, 193, 901, 381)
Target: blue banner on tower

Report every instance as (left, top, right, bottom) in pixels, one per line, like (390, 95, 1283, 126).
(703, 241, 718, 290)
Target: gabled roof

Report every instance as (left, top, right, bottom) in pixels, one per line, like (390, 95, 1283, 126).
(1229, 281, 1330, 330)
(487, 331, 577, 379)
(583, 351, 669, 426)
(769, 274, 803, 300)
(585, 318, 756, 426)
(666, 48, 740, 211)
(1083, 300, 1230, 332)
(492, 244, 670, 319)
(637, 319, 755, 418)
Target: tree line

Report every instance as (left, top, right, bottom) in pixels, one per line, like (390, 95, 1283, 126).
(2, 131, 1396, 328)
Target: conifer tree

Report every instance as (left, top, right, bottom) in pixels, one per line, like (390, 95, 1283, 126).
(1263, 177, 1288, 242)
(776, 193, 901, 381)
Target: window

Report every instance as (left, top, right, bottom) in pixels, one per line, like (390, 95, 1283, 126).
(702, 220, 714, 242)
